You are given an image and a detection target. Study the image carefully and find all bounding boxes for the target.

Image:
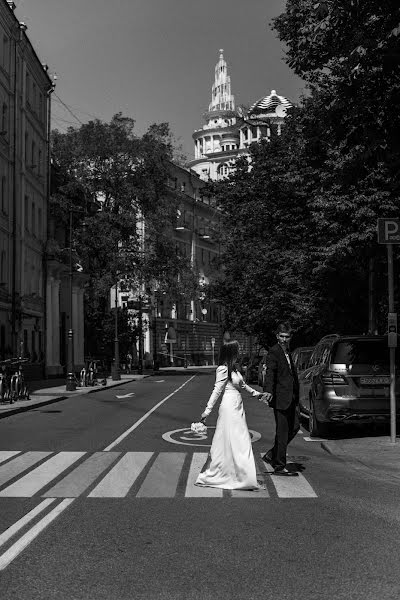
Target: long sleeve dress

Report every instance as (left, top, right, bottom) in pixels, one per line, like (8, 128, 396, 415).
(195, 365, 262, 490)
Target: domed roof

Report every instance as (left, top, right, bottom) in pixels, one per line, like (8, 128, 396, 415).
(249, 89, 292, 117)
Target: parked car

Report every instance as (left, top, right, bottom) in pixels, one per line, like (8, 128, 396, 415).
(292, 346, 313, 372)
(258, 354, 269, 388)
(245, 355, 263, 384)
(299, 334, 400, 437)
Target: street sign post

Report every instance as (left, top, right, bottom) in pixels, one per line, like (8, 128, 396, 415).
(378, 219, 399, 443)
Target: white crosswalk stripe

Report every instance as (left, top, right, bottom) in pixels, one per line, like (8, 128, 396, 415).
(0, 451, 318, 499)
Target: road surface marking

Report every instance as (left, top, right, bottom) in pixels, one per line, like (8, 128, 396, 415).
(137, 452, 185, 497)
(0, 452, 52, 488)
(103, 375, 196, 451)
(0, 451, 20, 465)
(0, 499, 74, 571)
(271, 473, 317, 498)
(162, 427, 261, 447)
(185, 453, 223, 497)
(303, 437, 328, 442)
(115, 393, 135, 398)
(89, 452, 153, 497)
(43, 452, 120, 497)
(0, 499, 56, 549)
(0, 452, 85, 497)
(0, 451, 318, 499)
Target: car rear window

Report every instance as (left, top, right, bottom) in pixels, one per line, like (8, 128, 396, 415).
(331, 340, 396, 366)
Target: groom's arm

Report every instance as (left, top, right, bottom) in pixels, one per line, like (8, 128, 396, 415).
(263, 349, 278, 401)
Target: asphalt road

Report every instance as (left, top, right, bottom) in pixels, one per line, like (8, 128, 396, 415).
(0, 370, 400, 600)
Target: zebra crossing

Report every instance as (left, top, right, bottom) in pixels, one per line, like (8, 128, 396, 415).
(0, 450, 317, 499)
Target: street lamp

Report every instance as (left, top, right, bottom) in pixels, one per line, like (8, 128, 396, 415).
(111, 278, 121, 381)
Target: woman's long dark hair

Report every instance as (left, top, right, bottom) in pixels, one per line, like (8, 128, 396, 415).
(218, 340, 240, 380)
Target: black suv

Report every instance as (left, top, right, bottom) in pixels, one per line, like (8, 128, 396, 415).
(299, 334, 400, 437)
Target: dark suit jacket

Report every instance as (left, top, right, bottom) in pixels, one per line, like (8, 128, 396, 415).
(263, 343, 299, 410)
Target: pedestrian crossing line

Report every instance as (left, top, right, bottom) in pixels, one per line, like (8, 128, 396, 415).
(185, 453, 223, 497)
(88, 452, 153, 498)
(0, 498, 56, 549)
(0, 452, 318, 499)
(0, 452, 85, 498)
(0, 452, 52, 489)
(0, 451, 20, 466)
(0, 499, 74, 571)
(271, 473, 317, 498)
(258, 453, 317, 498)
(42, 452, 120, 498)
(137, 452, 186, 497)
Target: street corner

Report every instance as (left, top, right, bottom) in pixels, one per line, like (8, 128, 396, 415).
(162, 426, 261, 447)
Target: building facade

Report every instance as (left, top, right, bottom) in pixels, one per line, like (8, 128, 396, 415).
(0, 1, 52, 373)
(114, 162, 231, 368)
(0, 1, 85, 379)
(187, 49, 293, 181)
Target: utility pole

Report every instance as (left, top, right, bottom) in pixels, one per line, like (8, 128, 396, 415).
(138, 293, 143, 374)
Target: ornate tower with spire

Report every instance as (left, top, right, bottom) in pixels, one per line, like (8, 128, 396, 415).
(187, 50, 240, 181)
(209, 49, 235, 112)
(187, 50, 293, 181)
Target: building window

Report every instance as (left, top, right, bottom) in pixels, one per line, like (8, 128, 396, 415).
(0, 250, 6, 283)
(2, 36, 9, 72)
(24, 195, 29, 230)
(31, 141, 36, 168)
(23, 329, 28, 356)
(1, 103, 7, 134)
(217, 163, 230, 179)
(31, 202, 36, 235)
(1, 176, 6, 213)
(39, 94, 43, 121)
(38, 207, 42, 239)
(0, 324, 5, 357)
(32, 83, 37, 111)
(25, 73, 30, 105)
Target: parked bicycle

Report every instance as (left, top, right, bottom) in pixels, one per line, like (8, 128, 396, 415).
(79, 365, 88, 387)
(9, 358, 30, 403)
(0, 359, 11, 403)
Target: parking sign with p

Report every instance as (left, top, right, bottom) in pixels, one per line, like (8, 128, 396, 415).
(378, 218, 400, 244)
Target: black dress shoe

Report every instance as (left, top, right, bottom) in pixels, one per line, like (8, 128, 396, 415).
(272, 468, 299, 477)
(262, 453, 276, 467)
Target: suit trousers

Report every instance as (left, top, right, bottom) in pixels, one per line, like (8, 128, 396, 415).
(268, 400, 300, 469)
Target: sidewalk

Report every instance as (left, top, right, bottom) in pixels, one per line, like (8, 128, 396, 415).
(322, 436, 400, 481)
(0, 374, 149, 419)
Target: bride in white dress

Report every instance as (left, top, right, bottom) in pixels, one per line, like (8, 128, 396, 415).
(195, 340, 265, 491)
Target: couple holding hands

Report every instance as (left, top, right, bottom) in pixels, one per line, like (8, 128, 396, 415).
(195, 323, 300, 491)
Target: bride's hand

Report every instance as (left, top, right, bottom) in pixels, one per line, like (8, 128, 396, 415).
(200, 412, 207, 421)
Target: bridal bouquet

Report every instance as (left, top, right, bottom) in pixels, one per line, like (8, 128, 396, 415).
(190, 421, 207, 435)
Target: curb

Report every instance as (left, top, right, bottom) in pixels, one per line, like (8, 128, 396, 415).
(0, 376, 150, 419)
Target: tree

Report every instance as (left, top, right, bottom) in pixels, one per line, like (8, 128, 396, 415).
(208, 118, 320, 347)
(50, 114, 194, 359)
(271, 0, 400, 333)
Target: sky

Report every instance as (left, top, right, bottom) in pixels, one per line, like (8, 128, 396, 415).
(14, 0, 305, 161)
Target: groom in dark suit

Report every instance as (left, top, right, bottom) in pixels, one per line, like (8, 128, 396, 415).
(261, 322, 300, 476)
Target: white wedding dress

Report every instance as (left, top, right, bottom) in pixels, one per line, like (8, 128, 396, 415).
(195, 365, 261, 490)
